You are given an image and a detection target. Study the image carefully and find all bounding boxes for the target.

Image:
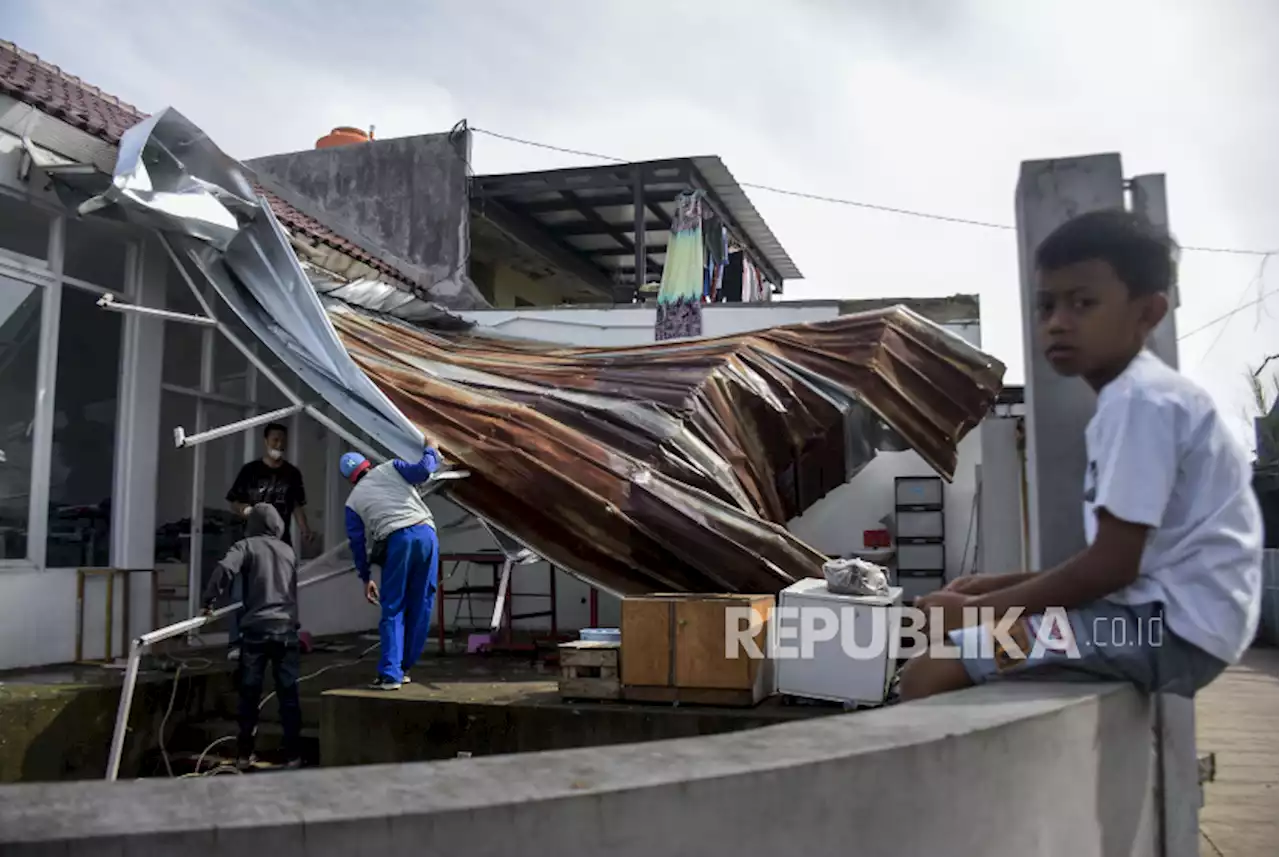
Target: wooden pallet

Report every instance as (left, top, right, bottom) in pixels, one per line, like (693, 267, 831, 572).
(558, 641, 621, 701)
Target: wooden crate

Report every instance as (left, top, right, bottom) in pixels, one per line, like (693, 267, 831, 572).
(558, 640, 621, 701)
(620, 593, 774, 707)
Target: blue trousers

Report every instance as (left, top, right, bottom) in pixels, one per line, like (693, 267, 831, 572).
(378, 523, 439, 682)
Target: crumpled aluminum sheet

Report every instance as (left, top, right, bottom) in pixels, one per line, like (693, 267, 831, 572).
(328, 304, 1004, 596)
(80, 107, 425, 461)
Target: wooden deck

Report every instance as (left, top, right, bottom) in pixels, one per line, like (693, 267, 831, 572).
(1198, 646, 1278, 856)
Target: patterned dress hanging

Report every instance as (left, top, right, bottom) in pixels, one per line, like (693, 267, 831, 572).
(654, 190, 707, 341)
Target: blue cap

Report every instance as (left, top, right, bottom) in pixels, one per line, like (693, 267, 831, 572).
(339, 452, 369, 482)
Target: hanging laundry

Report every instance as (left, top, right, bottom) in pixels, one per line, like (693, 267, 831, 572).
(655, 190, 707, 340)
(720, 251, 744, 303)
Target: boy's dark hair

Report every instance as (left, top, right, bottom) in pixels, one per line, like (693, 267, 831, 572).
(263, 422, 288, 439)
(1035, 209, 1178, 297)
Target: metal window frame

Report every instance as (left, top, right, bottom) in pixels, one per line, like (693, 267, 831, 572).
(0, 263, 50, 571)
(0, 191, 141, 574)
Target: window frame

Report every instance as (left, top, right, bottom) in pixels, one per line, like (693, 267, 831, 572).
(0, 188, 139, 572)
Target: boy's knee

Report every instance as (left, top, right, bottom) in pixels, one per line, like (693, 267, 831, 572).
(899, 651, 973, 701)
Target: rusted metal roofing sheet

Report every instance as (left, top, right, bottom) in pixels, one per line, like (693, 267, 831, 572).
(330, 306, 1004, 596)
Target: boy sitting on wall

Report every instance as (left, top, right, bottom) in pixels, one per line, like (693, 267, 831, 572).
(900, 210, 1263, 700)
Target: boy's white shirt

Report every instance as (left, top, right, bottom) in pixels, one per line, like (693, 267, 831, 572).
(1084, 349, 1263, 665)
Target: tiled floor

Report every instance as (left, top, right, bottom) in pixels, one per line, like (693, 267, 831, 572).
(1198, 647, 1278, 856)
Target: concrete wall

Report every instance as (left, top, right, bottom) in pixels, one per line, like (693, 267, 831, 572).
(0, 682, 1158, 856)
(248, 133, 484, 309)
(457, 301, 844, 345)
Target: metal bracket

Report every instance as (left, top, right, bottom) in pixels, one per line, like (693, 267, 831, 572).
(96, 292, 217, 327)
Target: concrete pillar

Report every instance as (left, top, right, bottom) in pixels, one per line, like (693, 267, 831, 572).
(110, 238, 166, 637)
(1017, 156, 1197, 857)
(1130, 174, 1179, 369)
(1016, 154, 1125, 569)
(1128, 174, 1198, 857)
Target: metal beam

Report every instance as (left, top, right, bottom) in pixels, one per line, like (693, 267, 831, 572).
(479, 200, 617, 295)
(521, 188, 683, 214)
(472, 168, 634, 198)
(548, 219, 668, 237)
(559, 189, 661, 276)
(633, 166, 648, 296)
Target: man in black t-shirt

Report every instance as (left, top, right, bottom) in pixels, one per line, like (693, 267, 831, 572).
(224, 422, 312, 659)
(227, 423, 311, 548)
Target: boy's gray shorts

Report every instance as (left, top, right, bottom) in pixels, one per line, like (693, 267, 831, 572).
(946, 600, 1227, 698)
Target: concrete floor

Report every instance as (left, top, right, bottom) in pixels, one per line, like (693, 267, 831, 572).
(1197, 647, 1279, 857)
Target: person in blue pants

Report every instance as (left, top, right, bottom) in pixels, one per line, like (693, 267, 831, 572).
(339, 441, 442, 690)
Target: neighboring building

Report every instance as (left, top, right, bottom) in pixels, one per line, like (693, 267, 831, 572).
(0, 39, 1006, 671)
(250, 130, 802, 308)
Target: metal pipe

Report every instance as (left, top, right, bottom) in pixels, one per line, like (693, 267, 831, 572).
(95, 292, 217, 327)
(174, 405, 303, 449)
(104, 639, 141, 782)
(158, 235, 305, 409)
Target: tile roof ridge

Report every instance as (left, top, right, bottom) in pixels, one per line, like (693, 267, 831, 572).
(0, 39, 145, 120)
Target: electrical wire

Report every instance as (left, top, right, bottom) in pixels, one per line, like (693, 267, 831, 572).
(1191, 254, 1274, 368)
(469, 125, 1277, 257)
(183, 640, 382, 776)
(1179, 289, 1279, 342)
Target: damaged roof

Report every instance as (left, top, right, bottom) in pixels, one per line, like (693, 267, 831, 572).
(331, 305, 1004, 595)
(0, 39, 421, 290)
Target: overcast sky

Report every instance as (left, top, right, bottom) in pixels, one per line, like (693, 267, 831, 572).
(8, 0, 1278, 441)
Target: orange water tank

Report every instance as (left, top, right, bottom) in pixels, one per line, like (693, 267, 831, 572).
(316, 126, 372, 149)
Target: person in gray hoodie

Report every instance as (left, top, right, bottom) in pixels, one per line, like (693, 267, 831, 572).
(202, 503, 302, 769)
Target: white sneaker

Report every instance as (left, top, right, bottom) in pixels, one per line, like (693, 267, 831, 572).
(369, 676, 402, 691)
(228, 647, 241, 661)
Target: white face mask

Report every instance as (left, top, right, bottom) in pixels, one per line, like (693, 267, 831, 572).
(267, 448, 284, 461)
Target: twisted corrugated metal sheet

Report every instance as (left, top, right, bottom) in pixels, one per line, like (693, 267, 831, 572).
(330, 306, 1004, 596)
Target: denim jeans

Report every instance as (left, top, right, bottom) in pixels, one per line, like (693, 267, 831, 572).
(237, 631, 302, 760)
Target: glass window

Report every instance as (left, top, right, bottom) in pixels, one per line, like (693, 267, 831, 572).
(63, 217, 129, 290)
(0, 194, 52, 260)
(214, 314, 252, 401)
(162, 259, 206, 390)
(0, 278, 43, 560)
(46, 286, 122, 568)
(202, 402, 252, 590)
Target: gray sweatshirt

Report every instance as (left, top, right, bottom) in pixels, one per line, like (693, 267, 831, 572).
(202, 503, 299, 635)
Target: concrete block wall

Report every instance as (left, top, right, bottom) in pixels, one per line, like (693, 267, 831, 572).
(0, 682, 1158, 856)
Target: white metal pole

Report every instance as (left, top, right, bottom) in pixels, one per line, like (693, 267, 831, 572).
(104, 639, 142, 781)
(175, 405, 303, 449)
(95, 293, 218, 327)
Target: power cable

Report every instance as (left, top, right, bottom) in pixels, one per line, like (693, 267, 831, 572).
(1192, 254, 1274, 367)
(469, 126, 1277, 257)
(1177, 289, 1280, 342)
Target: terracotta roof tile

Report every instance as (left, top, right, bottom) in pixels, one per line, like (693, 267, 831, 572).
(0, 39, 416, 288)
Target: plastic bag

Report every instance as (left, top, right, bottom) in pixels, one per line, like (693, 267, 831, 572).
(822, 557, 890, 597)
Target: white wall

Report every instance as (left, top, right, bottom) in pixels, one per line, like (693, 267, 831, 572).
(457, 302, 842, 347)
(979, 411, 1027, 575)
(788, 431, 982, 582)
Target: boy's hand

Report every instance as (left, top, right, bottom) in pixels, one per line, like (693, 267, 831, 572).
(943, 575, 992, 595)
(365, 580, 380, 605)
(916, 590, 974, 633)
